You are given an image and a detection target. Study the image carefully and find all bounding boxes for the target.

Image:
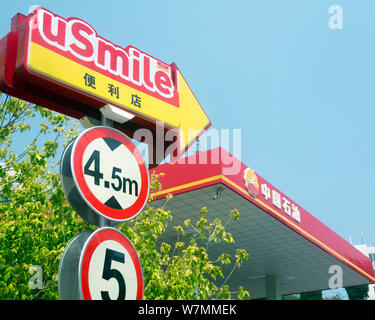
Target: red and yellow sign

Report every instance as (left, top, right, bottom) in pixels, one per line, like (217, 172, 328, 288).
(0, 7, 211, 159)
(151, 148, 375, 284)
(26, 8, 179, 110)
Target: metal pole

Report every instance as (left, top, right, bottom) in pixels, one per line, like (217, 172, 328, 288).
(101, 114, 113, 128)
(98, 114, 113, 228)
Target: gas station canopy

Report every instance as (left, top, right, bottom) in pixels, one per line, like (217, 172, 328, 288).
(151, 147, 375, 299)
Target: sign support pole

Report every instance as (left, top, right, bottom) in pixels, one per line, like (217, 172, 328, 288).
(97, 114, 114, 228)
(93, 114, 112, 228)
(101, 114, 113, 128)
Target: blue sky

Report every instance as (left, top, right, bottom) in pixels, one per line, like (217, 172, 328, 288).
(1, 0, 374, 297)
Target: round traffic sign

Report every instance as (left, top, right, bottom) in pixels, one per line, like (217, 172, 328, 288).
(60, 126, 149, 226)
(79, 227, 143, 300)
(58, 228, 143, 300)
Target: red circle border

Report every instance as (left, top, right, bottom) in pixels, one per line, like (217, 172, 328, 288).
(80, 228, 143, 300)
(72, 127, 149, 221)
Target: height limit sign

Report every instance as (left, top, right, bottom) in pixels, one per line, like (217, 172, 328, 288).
(60, 126, 149, 226)
(59, 126, 149, 300)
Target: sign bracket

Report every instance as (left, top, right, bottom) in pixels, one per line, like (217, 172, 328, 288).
(101, 113, 113, 128)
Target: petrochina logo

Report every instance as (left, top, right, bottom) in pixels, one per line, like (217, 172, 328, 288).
(244, 167, 259, 198)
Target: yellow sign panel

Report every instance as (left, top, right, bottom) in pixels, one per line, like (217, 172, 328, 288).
(28, 42, 210, 153)
(28, 42, 180, 128)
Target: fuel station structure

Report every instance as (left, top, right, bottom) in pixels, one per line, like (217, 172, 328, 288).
(151, 148, 375, 299)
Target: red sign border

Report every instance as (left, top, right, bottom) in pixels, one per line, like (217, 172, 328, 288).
(79, 227, 143, 300)
(71, 126, 149, 221)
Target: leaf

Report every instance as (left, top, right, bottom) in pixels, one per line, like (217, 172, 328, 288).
(4, 272, 11, 282)
(174, 225, 185, 236)
(237, 286, 250, 300)
(218, 253, 232, 265)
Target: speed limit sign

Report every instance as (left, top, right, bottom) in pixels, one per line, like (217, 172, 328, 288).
(58, 227, 143, 300)
(60, 126, 149, 226)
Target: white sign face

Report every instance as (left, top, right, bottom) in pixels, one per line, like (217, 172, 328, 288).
(82, 138, 142, 210)
(60, 126, 149, 226)
(79, 228, 143, 300)
(87, 240, 138, 300)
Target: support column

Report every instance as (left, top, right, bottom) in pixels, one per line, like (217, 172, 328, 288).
(101, 114, 113, 127)
(98, 114, 113, 228)
(265, 274, 282, 300)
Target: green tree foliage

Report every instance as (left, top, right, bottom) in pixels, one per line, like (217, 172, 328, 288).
(0, 95, 90, 299)
(0, 95, 249, 300)
(300, 290, 323, 300)
(282, 294, 300, 300)
(346, 285, 369, 300)
(120, 186, 249, 300)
